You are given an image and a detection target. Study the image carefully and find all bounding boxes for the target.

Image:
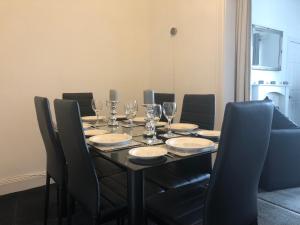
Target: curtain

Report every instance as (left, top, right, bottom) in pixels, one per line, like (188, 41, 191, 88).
(235, 0, 252, 101)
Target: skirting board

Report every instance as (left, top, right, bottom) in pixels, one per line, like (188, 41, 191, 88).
(0, 172, 47, 196)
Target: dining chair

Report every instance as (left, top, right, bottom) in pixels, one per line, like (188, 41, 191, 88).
(146, 101, 274, 225)
(62, 92, 95, 117)
(34, 96, 66, 225)
(154, 93, 175, 122)
(54, 99, 127, 225)
(146, 94, 215, 190)
(260, 106, 300, 191)
(180, 94, 215, 130)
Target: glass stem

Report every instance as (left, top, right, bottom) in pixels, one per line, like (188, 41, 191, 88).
(168, 119, 172, 134)
(96, 112, 100, 126)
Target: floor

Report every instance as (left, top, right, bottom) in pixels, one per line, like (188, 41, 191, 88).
(0, 185, 299, 225)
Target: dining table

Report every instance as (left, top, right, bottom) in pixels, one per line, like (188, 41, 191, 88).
(87, 122, 218, 225)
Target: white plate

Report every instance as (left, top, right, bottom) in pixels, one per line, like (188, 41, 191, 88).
(84, 129, 109, 137)
(133, 117, 146, 124)
(129, 147, 168, 159)
(169, 123, 198, 132)
(197, 130, 221, 138)
(166, 137, 214, 152)
(89, 133, 132, 146)
(81, 116, 105, 122)
(82, 123, 92, 129)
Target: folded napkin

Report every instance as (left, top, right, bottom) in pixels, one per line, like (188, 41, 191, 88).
(90, 140, 143, 152)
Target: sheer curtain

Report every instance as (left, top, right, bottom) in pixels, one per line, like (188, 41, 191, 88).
(235, 0, 252, 101)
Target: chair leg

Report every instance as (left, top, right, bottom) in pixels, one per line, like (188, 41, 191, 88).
(44, 173, 50, 225)
(120, 217, 125, 225)
(61, 183, 68, 217)
(67, 194, 75, 225)
(92, 216, 97, 225)
(57, 186, 63, 225)
(250, 220, 258, 225)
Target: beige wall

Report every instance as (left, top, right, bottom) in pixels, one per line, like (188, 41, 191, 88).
(0, 0, 235, 194)
(149, 0, 228, 128)
(0, 0, 151, 194)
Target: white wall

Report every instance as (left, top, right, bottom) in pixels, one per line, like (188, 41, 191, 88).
(251, 0, 300, 84)
(0, 0, 234, 194)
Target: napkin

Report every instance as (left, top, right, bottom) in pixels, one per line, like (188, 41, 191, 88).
(90, 140, 143, 152)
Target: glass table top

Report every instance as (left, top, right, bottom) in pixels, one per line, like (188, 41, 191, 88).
(88, 122, 218, 171)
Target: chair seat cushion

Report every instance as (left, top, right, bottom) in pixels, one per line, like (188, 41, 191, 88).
(97, 171, 166, 222)
(100, 176, 128, 222)
(272, 107, 299, 129)
(93, 156, 124, 178)
(146, 157, 211, 189)
(108, 173, 165, 198)
(146, 182, 207, 225)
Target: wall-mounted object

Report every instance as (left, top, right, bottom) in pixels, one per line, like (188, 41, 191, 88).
(252, 25, 283, 71)
(170, 27, 178, 36)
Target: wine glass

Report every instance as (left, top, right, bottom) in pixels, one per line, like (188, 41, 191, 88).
(162, 102, 177, 138)
(124, 100, 138, 126)
(91, 99, 103, 127)
(151, 104, 162, 142)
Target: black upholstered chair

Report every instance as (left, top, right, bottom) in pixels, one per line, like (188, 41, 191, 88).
(34, 96, 66, 225)
(154, 93, 175, 122)
(180, 94, 215, 130)
(54, 99, 127, 225)
(63, 92, 124, 178)
(62, 92, 95, 117)
(146, 101, 273, 225)
(260, 107, 300, 191)
(146, 94, 215, 190)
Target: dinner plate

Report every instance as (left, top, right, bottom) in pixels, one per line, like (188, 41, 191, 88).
(82, 123, 92, 129)
(197, 130, 221, 138)
(89, 133, 132, 146)
(166, 137, 214, 152)
(133, 117, 146, 124)
(84, 129, 109, 137)
(81, 116, 105, 122)
(129, 146, 168, 159)
(169, 123, 198, 132)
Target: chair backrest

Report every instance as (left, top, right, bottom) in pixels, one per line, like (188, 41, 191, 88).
(264, 97, 299, 129)
(62, 92, 95, 117)
(154, 93, 175, 122)
(54, 99, 100, 217)
(34, 96, 65, 185)
(204, 101, 273, 225)
(180, 94, 215, 130)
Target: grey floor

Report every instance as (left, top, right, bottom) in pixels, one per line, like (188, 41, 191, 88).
(258, 188, 300, 225)
(0, 185, 299, 225)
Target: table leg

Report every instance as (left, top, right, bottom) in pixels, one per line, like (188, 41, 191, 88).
(127, 170, 145, 225)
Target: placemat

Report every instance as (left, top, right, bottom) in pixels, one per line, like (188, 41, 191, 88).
(89, 140, 143, 152)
